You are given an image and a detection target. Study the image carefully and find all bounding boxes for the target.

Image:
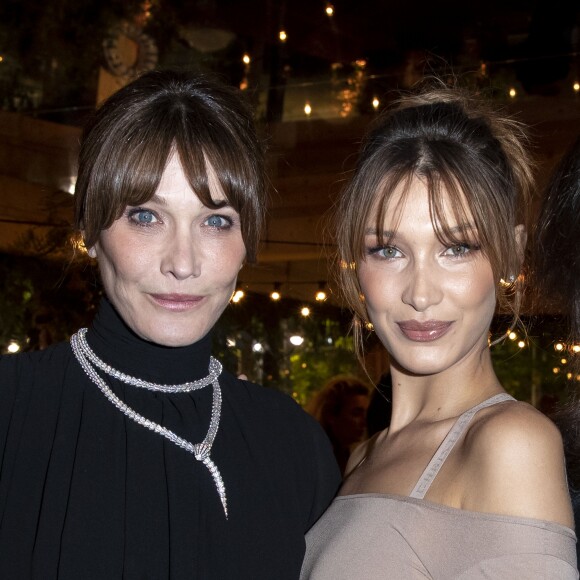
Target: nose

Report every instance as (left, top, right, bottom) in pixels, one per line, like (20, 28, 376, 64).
(160, 228, 201, 280)
(401, 259, 443, 312)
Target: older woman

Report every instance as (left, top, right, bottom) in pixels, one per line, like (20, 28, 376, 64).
(301, 87, 578, 578)
(0, 70, 340, 579)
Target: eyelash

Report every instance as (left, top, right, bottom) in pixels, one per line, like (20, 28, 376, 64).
(366, 242, 480, 260)
(443, 243, 480, 258)
(204, 214, 234, 230)
(127, 208, 159, 227)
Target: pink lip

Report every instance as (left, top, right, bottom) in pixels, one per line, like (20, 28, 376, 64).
(149, 293, 204, 312)
(397, 320, 453, 342)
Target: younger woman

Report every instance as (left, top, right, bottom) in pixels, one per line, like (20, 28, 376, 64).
(301, 87, 577, 578)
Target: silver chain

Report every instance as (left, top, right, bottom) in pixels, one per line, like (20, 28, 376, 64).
(70, 329, 228, 517)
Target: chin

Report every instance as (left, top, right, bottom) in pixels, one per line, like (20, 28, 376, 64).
(135, 322, 208, 348)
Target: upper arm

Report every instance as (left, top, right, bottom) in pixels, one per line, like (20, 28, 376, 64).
(465, 403, 574, 527)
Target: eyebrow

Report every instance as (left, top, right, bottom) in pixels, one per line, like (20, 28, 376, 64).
(147, 193, 233, 208)
(364, 222, 477, 237)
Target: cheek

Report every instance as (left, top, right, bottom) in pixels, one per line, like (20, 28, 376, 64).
(454, 265, 496, 312)
(358, 265, 396, 311)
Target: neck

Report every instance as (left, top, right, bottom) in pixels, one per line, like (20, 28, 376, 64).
(85, 297, 213, 384)
(387, 346, 503, 431)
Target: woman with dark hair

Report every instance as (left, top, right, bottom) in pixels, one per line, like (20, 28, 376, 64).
(307, 376, 370, 474)
(0, 70, 340, 579)
(300, 86, 577, 578)
(534, 136, 580, 566)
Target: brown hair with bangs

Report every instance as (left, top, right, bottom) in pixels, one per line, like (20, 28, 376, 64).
(336, 85, 533, 356)
(74, 69, 266, 262)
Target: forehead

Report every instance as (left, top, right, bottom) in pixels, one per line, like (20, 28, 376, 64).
(370, 176, 474, 230)
(155, 152, 226, 201)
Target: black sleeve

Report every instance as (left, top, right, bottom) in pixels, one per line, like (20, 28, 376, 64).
(302, 413, 341, 530)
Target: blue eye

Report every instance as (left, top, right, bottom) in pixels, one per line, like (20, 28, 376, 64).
(128, 208, 158, 225)
(368, 246, 402, 260)
(205, 215, 232, 229)
(444, 243, 474, 257)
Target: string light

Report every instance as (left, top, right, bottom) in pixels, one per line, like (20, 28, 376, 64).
(508, 331, 517, 340)
(279, 30, 287, 42)
(242, 53, 251, 65)
(289, 335, 304, 346)
(270, 282, 282, 301)
(315, 281, 327, 302)
(7, 341, 20, 353)
(555, 342, 565, 351)
(300, 306, 311, 317)
(572, 345, 580, 353)
(231, 287, 245, 303)
(574, 82, 580, 92)
(561, 358, 568, 365)
(325, 3, 334, 16)
(508, 87, 517, 98)
(252, 342, 263, 353)
(372, 97, 380, 110)
(517, 340, 525, 348)
(304, 102, 312, 116)
(553, 367, 561, 374)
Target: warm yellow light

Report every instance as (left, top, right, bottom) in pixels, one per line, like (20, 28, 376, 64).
(517, 340, 525, 348)
(508, 331, 517, 340)
(301, 362, 307, 368)
(561, 358, 568, 365)
(0, 56, 4, 63)
(7, 341, 20, 353)
(231, 289, 245, 303)
(555, 342, 565, 351)
(572, 345, 580, 353)
(300, 306, 311, 317)
(242, 53, 251, 65)
(574, 82, 580, 92)
(325, 4, 334, 16)
(304, 102, 312, 116)
(279, 30, 287, 42)
(372, 97, 380, 110)
(315, 290, 327, 302)
(553, 367, 561, 374)
(289, 335, 304, 346)
(270, 290, 281, 301)
(567, 372, 573, 379)
(509, 88, 517, 98)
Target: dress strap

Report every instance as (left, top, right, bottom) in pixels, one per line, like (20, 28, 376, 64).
(409, 393, 515, 499)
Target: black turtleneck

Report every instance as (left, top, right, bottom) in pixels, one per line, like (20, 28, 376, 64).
(88, 298, 213, 384)
(0, 299, 340, 579)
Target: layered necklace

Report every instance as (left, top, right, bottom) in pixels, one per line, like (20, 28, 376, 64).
(70, 328, 228, 517)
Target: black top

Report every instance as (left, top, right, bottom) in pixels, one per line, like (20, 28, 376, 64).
(0, 299, 340, 579)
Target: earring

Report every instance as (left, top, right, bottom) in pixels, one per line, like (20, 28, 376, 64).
(87, 247, 97, 259)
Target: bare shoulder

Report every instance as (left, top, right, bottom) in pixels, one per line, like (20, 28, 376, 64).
(344, 431, 383, 478)
(463, 399, 573, 527)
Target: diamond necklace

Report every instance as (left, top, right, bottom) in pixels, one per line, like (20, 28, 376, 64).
(70, 328, 228, 517)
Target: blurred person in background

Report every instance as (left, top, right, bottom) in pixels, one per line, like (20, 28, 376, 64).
(533, 135, 580, 567)
(307, 376, 370, 474)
